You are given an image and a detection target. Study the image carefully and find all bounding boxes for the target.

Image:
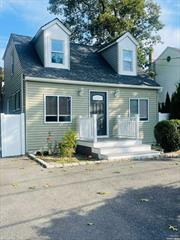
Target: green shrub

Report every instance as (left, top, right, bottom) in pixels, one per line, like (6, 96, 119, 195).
(170, 83, 180, 119)
(170, 119, 180, 132)
(154, 120, 180, 152)
(59, 129, 77, 158)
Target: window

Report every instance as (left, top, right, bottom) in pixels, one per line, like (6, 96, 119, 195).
(51, 40, 64, 64)
(45, 96, 71, 123)
(130, 99, 149, 121)
(123, 50, 133, 72)
(11, 52, 14, 76)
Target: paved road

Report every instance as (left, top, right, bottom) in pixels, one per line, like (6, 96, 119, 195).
(0, 156, 180, 240)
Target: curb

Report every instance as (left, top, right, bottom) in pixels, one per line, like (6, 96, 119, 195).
(27, 152, 174, 169)
(28, 154, 107, 168)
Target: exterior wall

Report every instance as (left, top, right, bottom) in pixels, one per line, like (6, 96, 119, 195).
(101, 44, 118, 72)
(4, 41, 23, 114)
(155, 47, 180, 103)
(34, 32, 45, 65)
(25, 80, 159, 152)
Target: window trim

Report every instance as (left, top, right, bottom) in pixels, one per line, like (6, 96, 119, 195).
(44, 95, 72, 124)
(51, 39, 65, 65)
(122, 49, 133, 72)
(129, 98, 149, 122)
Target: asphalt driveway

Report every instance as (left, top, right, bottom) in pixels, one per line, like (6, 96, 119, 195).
(0, 156, 180, 240)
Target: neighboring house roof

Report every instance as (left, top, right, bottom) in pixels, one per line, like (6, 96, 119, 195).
(154, 46, 180, 62)
(12, 34, 159, 88)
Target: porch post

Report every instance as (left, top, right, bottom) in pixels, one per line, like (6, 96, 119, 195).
(78, 115, 82, 140)
(135, 114, 139, 139)
(93, 114, 97, 143)
(117, 115, 121, 138)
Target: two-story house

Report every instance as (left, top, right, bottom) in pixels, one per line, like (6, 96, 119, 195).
(3, 18, 160, 159)
(155, 47, 180, 109)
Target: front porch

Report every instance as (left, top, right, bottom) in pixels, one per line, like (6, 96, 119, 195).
(77, 115, 160, 160)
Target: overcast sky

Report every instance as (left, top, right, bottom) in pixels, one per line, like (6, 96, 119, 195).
(0, 0, 180, 67)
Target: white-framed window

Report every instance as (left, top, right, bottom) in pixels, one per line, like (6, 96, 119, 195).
(11, 51, 14, 76)
(51, 39, 64, 64)
(123, 50, 133, 72)
(129, 98, 149, 121)
(45, 95, 71, 123)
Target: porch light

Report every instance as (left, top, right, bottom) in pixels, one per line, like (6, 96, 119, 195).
(78, 88, 84, 96)
(114, 90, 120, 97)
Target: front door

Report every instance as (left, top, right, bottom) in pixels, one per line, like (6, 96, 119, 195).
(90, 91, 107, 136)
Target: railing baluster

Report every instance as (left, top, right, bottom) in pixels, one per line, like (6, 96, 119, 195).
(117, 114, 139, 139)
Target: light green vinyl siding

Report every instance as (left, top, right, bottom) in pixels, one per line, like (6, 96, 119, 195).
(25, 81, 158, 152)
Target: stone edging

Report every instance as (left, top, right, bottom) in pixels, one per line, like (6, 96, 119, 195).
(28, 154, 112, 168)
(28, 152, 179, 169)
(161, 152, 180, 158)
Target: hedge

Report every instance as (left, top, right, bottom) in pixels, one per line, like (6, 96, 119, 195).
(154, 120, 180, 152)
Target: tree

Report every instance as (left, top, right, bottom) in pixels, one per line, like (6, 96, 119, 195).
(170, 83, 180, 119)
(164, 92, 171, 113)
(48, 0, 163, 68)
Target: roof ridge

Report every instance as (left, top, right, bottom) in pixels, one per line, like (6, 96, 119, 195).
(11, 33, 32, 38)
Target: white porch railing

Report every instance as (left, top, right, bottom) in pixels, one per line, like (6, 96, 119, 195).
(79, 114, 97, 142)
(117, 115, 139, 139)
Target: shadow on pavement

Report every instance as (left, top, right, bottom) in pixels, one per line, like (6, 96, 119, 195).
(35, 185, 180, 240)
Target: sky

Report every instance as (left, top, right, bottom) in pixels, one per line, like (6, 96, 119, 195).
(0, 0, 180, 67)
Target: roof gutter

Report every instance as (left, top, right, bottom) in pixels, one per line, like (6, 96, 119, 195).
(24, 76, 162, 90)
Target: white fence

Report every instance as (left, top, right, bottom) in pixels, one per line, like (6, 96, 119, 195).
(117, 115, 139, 139)
(0, 113, 25, 157)
(79, 115, 97, 142)
(158, 113, 169, 121)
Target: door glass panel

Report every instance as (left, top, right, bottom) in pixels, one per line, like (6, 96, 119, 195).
(92, 95, 103, 101)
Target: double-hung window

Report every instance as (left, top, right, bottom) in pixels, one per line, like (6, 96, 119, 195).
(51, 39, 64, 64)
(130, 98, 149, 121)
(45, 96, 71, 123)
(123, 50, 133, 72)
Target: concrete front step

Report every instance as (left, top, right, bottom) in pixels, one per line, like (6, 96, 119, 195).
(101, 151, 160, 161)
(93, 144, 151, 155)
(93, 139, 142, 148)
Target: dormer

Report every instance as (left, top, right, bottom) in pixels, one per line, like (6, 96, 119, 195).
(98, 32, 138, 76)
(33, 18, 71, 70)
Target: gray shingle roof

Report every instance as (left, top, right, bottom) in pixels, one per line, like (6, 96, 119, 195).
(12, 34, 159, 87)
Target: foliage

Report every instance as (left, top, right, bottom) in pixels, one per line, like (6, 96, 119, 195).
(164, 92, 171, 113)
(170, 83, 180, 119)
(159, 92, 171, 113)
(154, 120, 180, 152)
(48, 0, 163, 68)
(59, 129, 77, 158)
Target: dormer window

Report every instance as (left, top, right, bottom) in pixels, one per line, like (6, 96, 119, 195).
(51, 39, 64, 64)
(123, 50, 133, 72)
